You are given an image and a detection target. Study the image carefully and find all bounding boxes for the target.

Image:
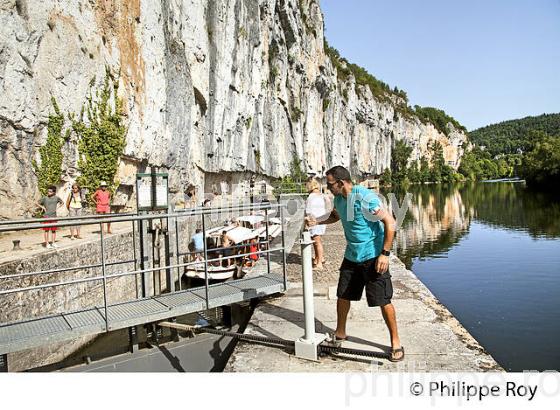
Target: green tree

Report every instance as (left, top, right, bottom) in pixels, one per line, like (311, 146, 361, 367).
(518, 132, 560, 188)
(429, 141, 445, 182)
(408, 161, 421, 184)
(419, 157, 430, 182)
(469, 113, 560, 157)
(391, 140, 413, 185)
(380, 168, 392, 186)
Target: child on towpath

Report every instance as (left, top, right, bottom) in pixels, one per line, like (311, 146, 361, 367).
(37, 185, 64, 249)
(66, 183, 84, 239)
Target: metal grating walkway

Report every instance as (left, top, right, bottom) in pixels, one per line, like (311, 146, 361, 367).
(0, 274, 285, 355)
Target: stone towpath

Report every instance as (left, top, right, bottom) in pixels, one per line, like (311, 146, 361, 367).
(225, 223, 503, 372)
(0, 217, 132, 265)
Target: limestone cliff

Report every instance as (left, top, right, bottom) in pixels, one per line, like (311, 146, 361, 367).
(0, 0, 467, 218)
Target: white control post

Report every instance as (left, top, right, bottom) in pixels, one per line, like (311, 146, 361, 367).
(294, 230, 327, 361)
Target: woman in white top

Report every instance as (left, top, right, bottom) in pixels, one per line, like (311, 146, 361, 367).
(66, 183, 83, 239)
(305, 179, 327, 270)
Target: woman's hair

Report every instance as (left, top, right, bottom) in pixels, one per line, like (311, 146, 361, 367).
(306, 179, 321, 193)
(72, 183, 80, 190)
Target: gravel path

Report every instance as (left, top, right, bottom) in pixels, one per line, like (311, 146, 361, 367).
(286, 222, 346, 285)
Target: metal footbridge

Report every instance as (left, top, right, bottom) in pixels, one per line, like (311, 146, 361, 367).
(0, 202, 295, 371)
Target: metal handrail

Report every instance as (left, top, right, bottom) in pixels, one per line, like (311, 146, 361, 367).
(0, 203, 284, 233)
(0, 258, 136, 281)
(0, 212, 136, 226)
(1, 202, 291, 337)
(0, 246, 285, 296)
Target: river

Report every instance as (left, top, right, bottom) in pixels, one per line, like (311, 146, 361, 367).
(391, 181, 560, 371)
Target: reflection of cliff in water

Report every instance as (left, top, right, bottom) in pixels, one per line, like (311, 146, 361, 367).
(391, 185, 473, 269)
(391, 182, 560, 269)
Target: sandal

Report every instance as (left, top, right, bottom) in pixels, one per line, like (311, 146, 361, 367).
(389, 346, 405, 362)
(324, 332, 347, 348)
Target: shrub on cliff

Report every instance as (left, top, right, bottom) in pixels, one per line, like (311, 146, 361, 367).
(33, 97, 65, 195)
(71, 70, 127, 196)
(414, 105, 467, 136)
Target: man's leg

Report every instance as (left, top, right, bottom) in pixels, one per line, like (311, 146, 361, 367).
(380, 303, 403, 359)
(335, 298, 351, 338)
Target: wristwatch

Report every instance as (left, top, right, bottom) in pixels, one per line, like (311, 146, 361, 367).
(381, 249, 391, 256)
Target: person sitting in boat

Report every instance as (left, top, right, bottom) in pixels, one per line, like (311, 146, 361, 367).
(220, 230, 235, 267)
(189, 229, 204, 261)
(206, 236, 221, 266)
(244, 237, 260, 267)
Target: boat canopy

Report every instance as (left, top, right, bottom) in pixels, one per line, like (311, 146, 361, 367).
(227, 226, 258, 243)
(236, 215, 265, 226)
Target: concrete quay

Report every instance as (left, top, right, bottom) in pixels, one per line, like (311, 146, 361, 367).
(226, 224, 503, 372)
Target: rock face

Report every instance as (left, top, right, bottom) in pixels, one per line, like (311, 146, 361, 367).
(0, 0, 467, 219)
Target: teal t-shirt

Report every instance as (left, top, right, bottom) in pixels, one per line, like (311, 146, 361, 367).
(333, 185, 385, 262)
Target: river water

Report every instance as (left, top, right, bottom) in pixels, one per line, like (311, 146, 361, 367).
(391, 181, 560, 371)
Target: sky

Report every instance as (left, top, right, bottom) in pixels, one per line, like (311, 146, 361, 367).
(320, 0, 560, 131)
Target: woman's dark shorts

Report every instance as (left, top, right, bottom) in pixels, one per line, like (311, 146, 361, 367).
(336, 257, 393, 307)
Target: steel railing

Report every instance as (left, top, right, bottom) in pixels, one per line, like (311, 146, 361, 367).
(0, 203, 289, 333)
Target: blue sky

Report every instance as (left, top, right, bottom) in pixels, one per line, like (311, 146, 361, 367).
(320, 0, 560, 131)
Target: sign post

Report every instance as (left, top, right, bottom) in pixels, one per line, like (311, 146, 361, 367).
(135, 169, 170, 296)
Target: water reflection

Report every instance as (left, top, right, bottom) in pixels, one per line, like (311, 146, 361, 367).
(391, 182, 560, 268)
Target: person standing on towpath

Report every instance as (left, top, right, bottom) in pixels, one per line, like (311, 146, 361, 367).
(91, 181, 112, 234)
(37, 185, 64, 249)
(305, 165, 404, 362)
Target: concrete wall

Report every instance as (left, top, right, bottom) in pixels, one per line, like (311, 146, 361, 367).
(0, 231, 138, 371)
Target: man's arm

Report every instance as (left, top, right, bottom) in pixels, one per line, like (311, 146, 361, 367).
(375, 208, 396, 274)
(306, 208, 340, 226)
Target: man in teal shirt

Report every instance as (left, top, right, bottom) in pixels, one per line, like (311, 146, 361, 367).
(306, 166, 404, 362)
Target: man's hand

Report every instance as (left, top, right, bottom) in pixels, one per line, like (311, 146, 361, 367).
(376, 254, 389, 274)
(305, 215, 317, 227)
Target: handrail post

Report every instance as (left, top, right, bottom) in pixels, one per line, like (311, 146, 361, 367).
(132, 219, 139, 298)
(175, 215, 181, 291)
(139, 216, 150, 298)
(202, 212, 210, 310)
(294, 231, 326, 361)
(265, 207, 271, 276)
(280, 203, 287, 290)
(162, 214, 173, 293)
(100, 223, 109, 332)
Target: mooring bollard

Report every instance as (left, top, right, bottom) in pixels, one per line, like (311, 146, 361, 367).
(294, 230, 326, 361)
(12, 240, 21, 251)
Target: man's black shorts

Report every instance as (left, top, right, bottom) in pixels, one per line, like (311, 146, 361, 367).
(336, 257, 393, 307)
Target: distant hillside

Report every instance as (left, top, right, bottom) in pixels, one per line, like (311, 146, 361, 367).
(469, 113, 560, 156)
